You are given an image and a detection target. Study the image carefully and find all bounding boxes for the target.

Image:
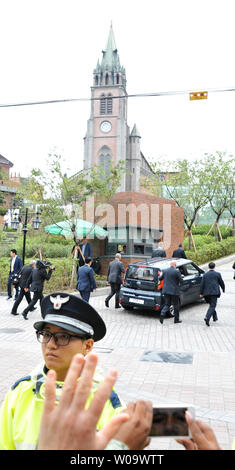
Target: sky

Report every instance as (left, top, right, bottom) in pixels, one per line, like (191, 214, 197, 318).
(1, 0, 235, 178)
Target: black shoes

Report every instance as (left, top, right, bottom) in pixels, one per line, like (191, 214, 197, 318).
(115, 305, 121, 309)
(105, 300, 109, 308)
(30, 307, 37, 312)
(204, 318, 210, 327)
(6, 296, 12, 300)
(174, 320, 182, 324)
(160, 316, 164, 324)
(22, 312, 28, 320)
(11, 312, 19, 316)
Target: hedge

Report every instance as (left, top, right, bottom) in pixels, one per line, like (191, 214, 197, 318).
(192, 225, 232, 238)
(0, 257, 107, 294)
(185, 237, 235, 264)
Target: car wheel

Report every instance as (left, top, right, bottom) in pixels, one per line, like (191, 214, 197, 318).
(169, 304, 175, 317)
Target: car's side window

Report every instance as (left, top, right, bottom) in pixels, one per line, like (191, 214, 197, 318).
(184, 263, 200, 276)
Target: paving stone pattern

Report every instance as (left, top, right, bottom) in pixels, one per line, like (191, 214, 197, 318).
(0, 256, 234, 450)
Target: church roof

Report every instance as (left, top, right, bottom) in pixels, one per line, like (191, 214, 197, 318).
(0, 154, 13, 167)
(130, 124, 141, 137)
(94, 23, 125, 74)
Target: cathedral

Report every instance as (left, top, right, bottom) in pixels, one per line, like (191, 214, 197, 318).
(82, 25, 184, 270)
(83, 24, 154, 192)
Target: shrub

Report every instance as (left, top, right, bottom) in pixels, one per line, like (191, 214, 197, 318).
(192, 224, 232, 238)
(185, 237, 235, 265)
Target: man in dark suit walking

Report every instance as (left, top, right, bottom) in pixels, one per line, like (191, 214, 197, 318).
(172, 243, 187, 259)
(151, 243, 166, 258)
(77, 257, 96, 303)
(105, 253, 125, 308)
(11, 260, 37, 315)
(200, 262, 225, 326)
(159, 261, 184, 324)
(21, 260, 54, 320)
(7, 249, 23, 300)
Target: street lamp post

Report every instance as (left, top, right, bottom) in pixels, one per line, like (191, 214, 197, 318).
(11, 207, 41, 265)
(22, 207, 29, 266)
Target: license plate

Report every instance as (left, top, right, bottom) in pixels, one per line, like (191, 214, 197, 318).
(129, 298, 144, 304)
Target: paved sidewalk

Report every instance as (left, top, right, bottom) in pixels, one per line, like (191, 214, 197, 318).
(0, 256, 234, 450)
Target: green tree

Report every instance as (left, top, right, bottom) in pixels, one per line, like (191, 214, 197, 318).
(19, 152, 125, 284)
(142, 158, 210, 250)
(203, 152, 235, 240)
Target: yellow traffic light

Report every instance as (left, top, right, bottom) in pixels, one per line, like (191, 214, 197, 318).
(189, 91, 208, 101)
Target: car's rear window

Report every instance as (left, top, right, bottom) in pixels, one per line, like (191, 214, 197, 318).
(126, 266, 157, 281)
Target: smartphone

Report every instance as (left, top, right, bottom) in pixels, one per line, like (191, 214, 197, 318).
(150, 405, 195, 438)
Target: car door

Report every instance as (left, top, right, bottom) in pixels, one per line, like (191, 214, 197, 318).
(181, 262, 203, 304)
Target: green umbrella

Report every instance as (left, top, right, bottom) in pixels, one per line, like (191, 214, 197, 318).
(44, 219, 107, 239)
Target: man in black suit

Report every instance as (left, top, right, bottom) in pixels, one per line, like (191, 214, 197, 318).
(172, 243, 187, 259)
(200, 262, 225, 326)
(151, 243, 166, 258)
(7, 249, 23, 300)
(11, 260, 37, 316)
(21, 260, 54, 320)
(159, 261, 184, 324)
(105, 253, 125, 308)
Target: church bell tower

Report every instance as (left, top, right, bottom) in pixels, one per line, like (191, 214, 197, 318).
(83, 24, 130, 191)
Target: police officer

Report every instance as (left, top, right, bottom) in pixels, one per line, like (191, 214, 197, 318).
(0, 293, 124, 450)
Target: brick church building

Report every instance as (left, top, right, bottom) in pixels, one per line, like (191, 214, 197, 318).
(82, 24, 184, 271)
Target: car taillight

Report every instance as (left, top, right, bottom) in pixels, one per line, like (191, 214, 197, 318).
(155, 305, 160, 310)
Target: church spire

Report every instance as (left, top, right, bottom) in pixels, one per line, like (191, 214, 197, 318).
(93, 23, 126, 87)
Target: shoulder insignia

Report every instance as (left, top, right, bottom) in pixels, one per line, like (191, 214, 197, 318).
(11, 375, 31, 390)
(109, 390, 122, 409)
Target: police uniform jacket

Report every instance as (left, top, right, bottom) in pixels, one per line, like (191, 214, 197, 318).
(0, 363, 125, 450)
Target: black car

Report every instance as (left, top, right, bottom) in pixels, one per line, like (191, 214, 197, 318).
(120, 257, 205, 314)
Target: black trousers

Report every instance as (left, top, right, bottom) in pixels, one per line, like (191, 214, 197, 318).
(105, 282, 121, 308)
(161, 294, 180, 321)
(205, 295, 218, 321)
(11, 288, 32, 314)
(23, 292, 44, 315)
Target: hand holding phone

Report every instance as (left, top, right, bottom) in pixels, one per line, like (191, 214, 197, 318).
(150, 405, 195, 438)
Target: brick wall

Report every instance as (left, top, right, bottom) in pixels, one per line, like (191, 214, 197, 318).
(85, 191, 185, 276)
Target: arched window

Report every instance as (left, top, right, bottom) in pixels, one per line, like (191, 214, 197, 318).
(95, 75, 99, 86)
(99, 94, 113, 115)
(98, 146, 112, 180)
(107, 94, 113, 114)
(100, 94, 106, 114)
(116, 74, 119, 84)
(105, 73, 109, 85)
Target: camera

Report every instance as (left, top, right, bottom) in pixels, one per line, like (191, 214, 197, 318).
(36, 260, 55, 271)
